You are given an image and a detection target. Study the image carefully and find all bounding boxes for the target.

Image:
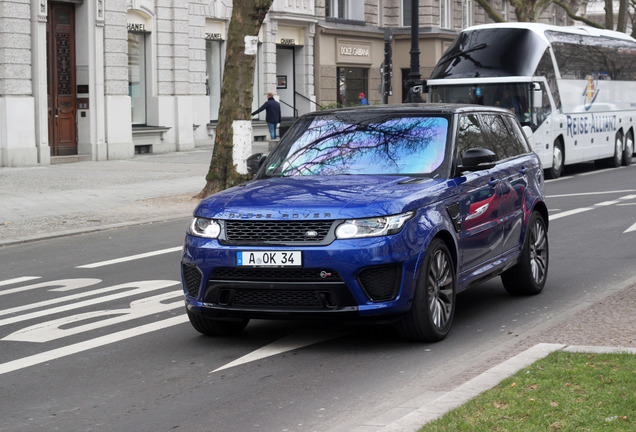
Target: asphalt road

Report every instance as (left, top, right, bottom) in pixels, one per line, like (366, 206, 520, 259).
(1, 163, 635, 432)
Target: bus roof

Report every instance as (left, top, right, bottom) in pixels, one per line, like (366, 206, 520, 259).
(463, 22, 636, 43)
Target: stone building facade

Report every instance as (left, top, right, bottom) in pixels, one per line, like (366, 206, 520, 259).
(0, 0, 572, 167)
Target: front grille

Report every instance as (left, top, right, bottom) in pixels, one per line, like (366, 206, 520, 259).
(222, 220, 335, 245)
(357, 265, 401, 302)
(211, 267, 342, 282)
(182, 264, 203, 298)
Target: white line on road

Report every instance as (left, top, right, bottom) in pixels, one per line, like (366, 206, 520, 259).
(546, 190, 636, 198)
(211, 328, 349, 373)
(0, 314, 188, 376)
(76, 246, 183, 269)
(549, 208, 594, 221)
(625, 223, 636, 234)
(0, 276, 41, 288)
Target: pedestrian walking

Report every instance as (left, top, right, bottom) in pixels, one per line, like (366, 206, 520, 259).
(358, 93, 369, 105)
(252, 92, 282, 140)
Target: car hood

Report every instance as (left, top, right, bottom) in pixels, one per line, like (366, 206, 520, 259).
(194, 176, 457, 220)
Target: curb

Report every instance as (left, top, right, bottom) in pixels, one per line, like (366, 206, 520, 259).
(366, 343, 636, 432)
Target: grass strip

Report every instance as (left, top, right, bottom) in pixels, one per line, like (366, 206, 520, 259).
(419, 351, 635, 432)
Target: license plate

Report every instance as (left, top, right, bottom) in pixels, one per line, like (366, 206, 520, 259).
(237, 251, 302, 267)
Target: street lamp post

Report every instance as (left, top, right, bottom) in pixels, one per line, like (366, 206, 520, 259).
(407, 0, 424, 103)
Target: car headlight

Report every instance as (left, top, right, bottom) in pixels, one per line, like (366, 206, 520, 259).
(189, 217, 221, 238)
(335, 211, 415, 239)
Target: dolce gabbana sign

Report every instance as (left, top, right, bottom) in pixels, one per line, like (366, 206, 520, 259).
(336, 40, 372, 65)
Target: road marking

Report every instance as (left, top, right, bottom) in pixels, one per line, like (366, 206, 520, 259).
(625, 223, 636, 234)
(0, 315, 188, 376)
(0, 280, 179, 326)
(0, 276, 40, 288)
(546, 190, 636, 198)
(594, 200, 619, 207)
(0, 278, 101, 297)
(211, 328, 348, 373)
(3, 292, 183, 343)
(549, 208, 593, 221)
(76, 246, 182, 269)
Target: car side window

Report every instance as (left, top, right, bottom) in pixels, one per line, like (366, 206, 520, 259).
(502, 115, 532, 155)
(481, 113, 521, 159)
(456, 114, 493, 163)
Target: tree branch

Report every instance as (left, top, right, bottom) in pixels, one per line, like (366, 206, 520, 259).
(553, 0, 606, 28)
(474, 0, 506, 22)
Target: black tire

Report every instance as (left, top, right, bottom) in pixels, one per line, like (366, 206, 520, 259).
(187, 309, 249, 336)
(607, 132, 624, 168)
(501, 211, 548, 296)
(396, 239, 456, 342)
(622, 132, 633, 166)
(545, 140, 563, 179)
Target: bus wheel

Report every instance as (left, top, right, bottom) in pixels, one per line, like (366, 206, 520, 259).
(608, 132, 624, 168)
(623, 132, 633, 166)
(545, 140, 563, 179)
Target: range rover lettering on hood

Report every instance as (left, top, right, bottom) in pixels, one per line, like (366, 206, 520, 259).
(228, 212, 333, 219)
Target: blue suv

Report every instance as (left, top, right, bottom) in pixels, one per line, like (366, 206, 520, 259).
(181, 105, 549, 342)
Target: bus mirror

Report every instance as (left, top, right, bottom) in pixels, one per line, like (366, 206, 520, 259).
(533, 84, 543, 109)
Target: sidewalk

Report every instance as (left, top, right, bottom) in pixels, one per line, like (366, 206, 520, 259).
(1, 148, 634, 431)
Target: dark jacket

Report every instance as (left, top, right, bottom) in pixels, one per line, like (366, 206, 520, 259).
(252, 97, 281, 124)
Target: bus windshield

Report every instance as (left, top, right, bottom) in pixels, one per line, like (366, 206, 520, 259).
(430, 28, 548, 79)
(429, 83, 531, 124)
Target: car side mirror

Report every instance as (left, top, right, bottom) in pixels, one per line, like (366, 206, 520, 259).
(459, 148, 497, 171)
(246, 153, 268, 176)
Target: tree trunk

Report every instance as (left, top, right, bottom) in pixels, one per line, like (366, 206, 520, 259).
(604, 0, 614, 29)
(196, 0, 274, 199)
(617, 0, 629, 32)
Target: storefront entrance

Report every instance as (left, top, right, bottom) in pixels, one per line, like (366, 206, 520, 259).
(47, 2, 77, 156)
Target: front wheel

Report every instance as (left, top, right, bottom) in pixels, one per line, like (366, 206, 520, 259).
(396, 239, 456, 342)
(187, 309, 249, 336)
(545, 140, 563, 179)
(501, 211, 549, 295)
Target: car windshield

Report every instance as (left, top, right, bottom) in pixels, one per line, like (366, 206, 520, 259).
(262, 114, 449, 177)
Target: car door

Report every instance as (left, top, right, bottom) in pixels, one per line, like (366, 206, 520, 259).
(481, 113, 533, 255)
(454, 113, 504, 274)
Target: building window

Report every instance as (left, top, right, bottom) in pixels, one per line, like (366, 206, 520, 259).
(402, 0, 411, 27)
(337, 67, 368, 106)
(206, 40, 223, 122)
(128, 32, 147, 125)
(440, 0, 451, 29)
(326, 0, 364, 21)
(462, 0, 473, 28)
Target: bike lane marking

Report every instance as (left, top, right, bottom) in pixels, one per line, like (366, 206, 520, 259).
(0, 315, 188, 376)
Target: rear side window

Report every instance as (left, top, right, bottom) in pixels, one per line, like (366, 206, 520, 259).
(456, 114, 489, 162)
(481, 113, 529, 159)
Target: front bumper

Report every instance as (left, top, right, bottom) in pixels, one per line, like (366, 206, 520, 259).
(180, 233, 424, 320)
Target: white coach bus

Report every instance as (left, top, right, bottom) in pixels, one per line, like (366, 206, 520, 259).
(427, 23, 636, 178)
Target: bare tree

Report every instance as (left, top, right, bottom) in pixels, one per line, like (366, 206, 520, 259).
(196, 0, 274, 199)
(475, 0, 635, 34)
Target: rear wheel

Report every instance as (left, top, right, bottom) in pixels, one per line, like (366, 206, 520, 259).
(545, 140, 563, 179)
(608, 132, 624, 168)
(187, 309, 249, 336)
(396, 239, 456, 342)
(501, 211, 548, 296)
(623, 131, 633, 166)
